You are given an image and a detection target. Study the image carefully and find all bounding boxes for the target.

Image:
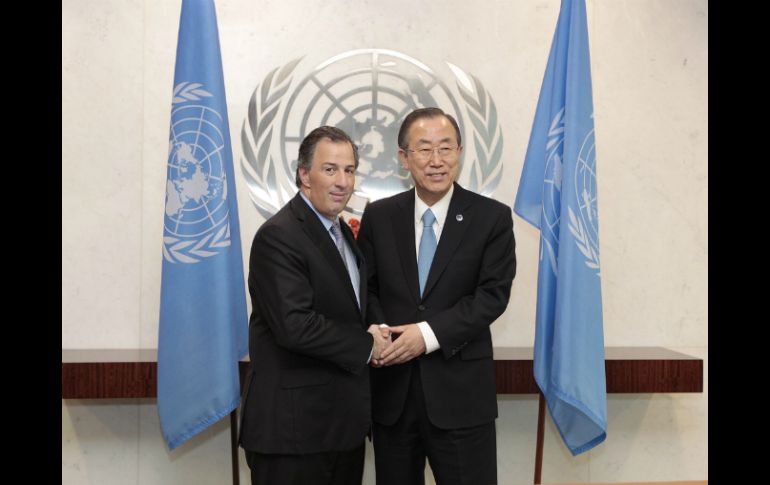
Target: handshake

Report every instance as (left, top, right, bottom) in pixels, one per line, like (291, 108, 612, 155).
(367, 323, 426, 367)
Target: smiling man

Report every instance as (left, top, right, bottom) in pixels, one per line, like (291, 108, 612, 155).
(357, 108, 517, 485)
(240, 126, 390, 485)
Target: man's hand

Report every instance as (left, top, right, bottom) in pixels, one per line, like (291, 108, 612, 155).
(368, 324, 392, 367)
(380, 324, 426, 366)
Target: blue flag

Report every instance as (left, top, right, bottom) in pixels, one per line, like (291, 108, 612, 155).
(513, 0, 607, 456)
(158, 0, 248, 450)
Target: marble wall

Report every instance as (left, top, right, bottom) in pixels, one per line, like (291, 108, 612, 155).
(62, 0, 708, 483)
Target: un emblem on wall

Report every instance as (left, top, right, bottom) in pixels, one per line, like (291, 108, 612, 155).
(241, 49, 503, 220)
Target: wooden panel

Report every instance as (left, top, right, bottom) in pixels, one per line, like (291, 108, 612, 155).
(605, 358, 703, 393)
(62, 362, 157, 399)
(62, 347, 703, 399)
(492, 347, 703, 394)
(494, 359, 539, 394)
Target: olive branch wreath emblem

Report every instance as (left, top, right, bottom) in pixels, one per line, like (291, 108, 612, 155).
(241, 56, 502, 219)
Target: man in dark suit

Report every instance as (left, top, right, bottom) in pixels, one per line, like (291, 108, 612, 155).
(357, 108, 516, 485)
(240, 126, 390, 485)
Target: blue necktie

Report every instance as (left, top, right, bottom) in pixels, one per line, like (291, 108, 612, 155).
(331, 220, 361, 308)
(418, 209, 437, 296)
(330, 220, 348, 270)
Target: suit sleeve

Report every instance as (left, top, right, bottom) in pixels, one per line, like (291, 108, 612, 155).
(428, 206, 516, 359)
(356, 209, 387, 325)
(250, 223, 373, 374)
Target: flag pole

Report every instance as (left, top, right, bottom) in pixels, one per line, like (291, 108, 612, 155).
(534, 391, 546, 484)
(230, 409, 240, 485)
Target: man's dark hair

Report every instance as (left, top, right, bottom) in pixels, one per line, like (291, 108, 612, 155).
(295, 126, 359, 188)
(397, 107, 462, 149)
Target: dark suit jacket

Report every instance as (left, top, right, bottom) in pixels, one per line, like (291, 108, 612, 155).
(357, 183, 516, 429)
(239, 193, 373, 454)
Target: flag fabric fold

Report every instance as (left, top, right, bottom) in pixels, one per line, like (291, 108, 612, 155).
(513, 0, 607, 456)
(158, 0, 248, 450)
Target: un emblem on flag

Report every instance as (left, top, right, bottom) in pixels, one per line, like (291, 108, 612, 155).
(241, 49, 504, 219)
(541, 108, 600, 275)
(568, 126, 601, 273)
(163, 82, 233, 264)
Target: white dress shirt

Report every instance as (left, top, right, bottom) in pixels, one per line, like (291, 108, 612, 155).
(411, 184, 454, 354)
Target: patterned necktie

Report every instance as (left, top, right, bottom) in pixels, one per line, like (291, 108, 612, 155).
(417, 208, 437, 296)
(330, 219, 348, 270)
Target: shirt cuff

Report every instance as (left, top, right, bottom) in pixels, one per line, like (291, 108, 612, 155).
(417, 321, 440, 354)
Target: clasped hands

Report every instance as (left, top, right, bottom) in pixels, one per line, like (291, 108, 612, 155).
(367, 323, 426, 367)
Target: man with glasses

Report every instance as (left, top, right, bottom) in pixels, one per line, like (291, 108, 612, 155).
(357, 107, 516, 485)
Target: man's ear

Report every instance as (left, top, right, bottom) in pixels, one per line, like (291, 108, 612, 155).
(299, 166, 311, 188)
(398, 149, 409, 171)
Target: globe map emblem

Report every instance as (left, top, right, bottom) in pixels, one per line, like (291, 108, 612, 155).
(165, 104, 229, 239)
(279, 50, 465, 203)
(242, 49, 504, 220)
(540, 109, 600, 275)
(542, 133, 564, 248)
(575, 129, 599, 252)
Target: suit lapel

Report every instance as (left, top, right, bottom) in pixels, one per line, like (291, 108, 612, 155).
(422, 184, 473, 299)
(392, 191, 421, 304)
(291, 194, 362, 314)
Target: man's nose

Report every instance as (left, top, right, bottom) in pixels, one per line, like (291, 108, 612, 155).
(428, 156, 444, 166)
(334, 169, 350, 187)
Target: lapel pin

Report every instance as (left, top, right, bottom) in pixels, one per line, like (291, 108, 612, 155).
(455, 214, 463, 222)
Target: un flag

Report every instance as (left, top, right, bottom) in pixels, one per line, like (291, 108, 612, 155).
(158, 0, 248, 450)
(514, 0, 607, 456)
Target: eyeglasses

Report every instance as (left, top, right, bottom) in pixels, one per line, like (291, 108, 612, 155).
(403, 146, 459, 161)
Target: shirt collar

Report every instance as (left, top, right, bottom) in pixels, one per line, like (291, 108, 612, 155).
(299, 191, 335, 232)
(414, 184, 454, 227)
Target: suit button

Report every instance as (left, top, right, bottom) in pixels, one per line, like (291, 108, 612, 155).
(418, 305, 426, 311)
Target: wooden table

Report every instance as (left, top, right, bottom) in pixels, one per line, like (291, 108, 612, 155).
(62, 346, 703, 398)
